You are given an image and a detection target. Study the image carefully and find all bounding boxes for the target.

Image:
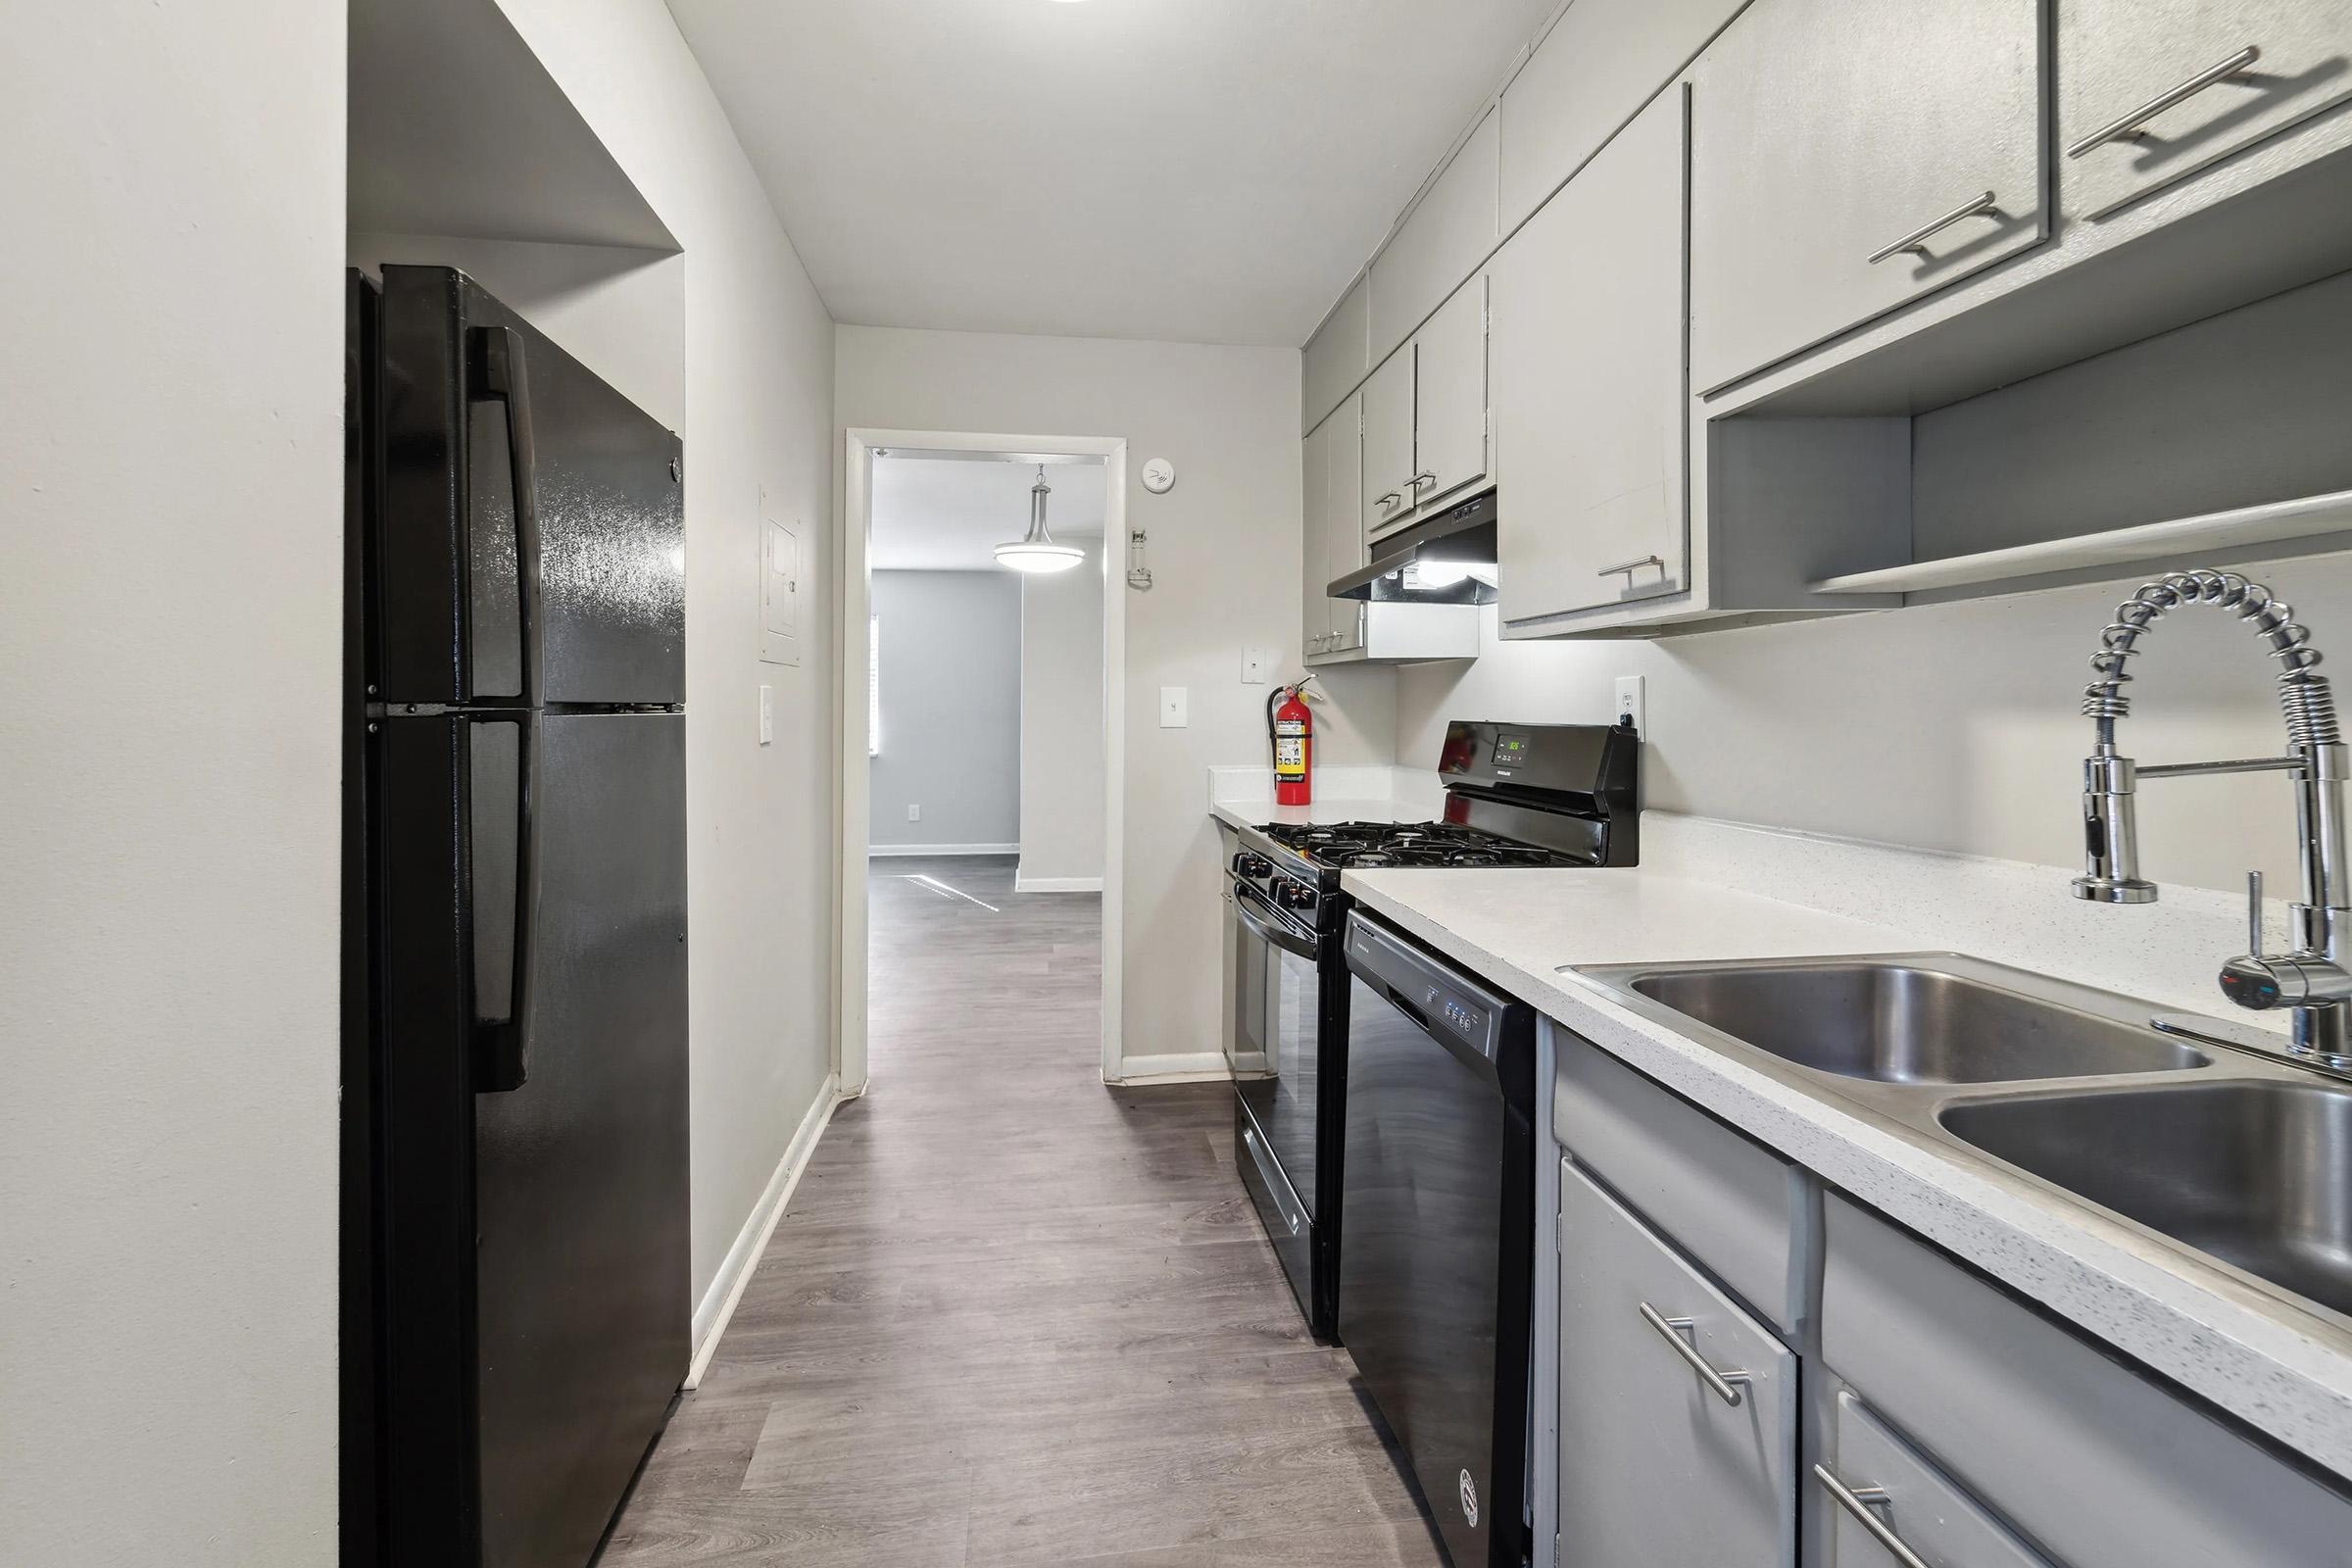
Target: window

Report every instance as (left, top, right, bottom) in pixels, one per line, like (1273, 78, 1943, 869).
(868, 613, 880, 757)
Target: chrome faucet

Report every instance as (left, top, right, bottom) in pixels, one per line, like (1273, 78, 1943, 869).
(2073, 567, 2352, 1070)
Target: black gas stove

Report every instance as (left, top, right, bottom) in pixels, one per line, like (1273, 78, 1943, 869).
(1258, 819, 1599, 870)
(1219, 719, 1640, 1342)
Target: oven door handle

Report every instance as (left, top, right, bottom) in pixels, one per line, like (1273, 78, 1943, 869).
(1233, 885, 1320, 959)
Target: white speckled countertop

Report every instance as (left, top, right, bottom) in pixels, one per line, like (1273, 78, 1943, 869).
(1211, 779, 2352, 1481)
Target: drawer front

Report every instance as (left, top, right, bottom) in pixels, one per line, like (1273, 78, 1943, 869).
(1559, 1160, 1796, 1568)
(1823, 1391, 2053, 1568)
(1822, 1194, 2352, 1568)
(1690, 0, 2048, 393)
(2061, 1, 2352, 221)
(1552, 1029, 1796, 1330)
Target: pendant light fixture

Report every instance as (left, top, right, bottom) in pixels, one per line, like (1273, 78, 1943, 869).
(994, 465, 1085, 574)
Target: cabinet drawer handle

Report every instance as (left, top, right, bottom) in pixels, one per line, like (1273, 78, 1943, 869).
(1597, 554, 1665, 579)
(1411, 470, 1438, 488)
(1376, 490, 1403, 508)
(1638, 1301, 1750, 1406)
(2067, 45, 2261, 159)
(1815, 1464, 1933, 1568)
(1868, 191, 2001, 264)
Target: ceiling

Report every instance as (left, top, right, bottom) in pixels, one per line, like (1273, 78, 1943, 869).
(870, 456, 1105, 571)
(663, 0, 1561, 345)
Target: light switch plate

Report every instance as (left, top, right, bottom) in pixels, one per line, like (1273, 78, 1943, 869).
(759, 684, 773, 745)
(1242, 648, 1270, 684)
(1159, 687, 1189, 728)
(1615, 674, 1645, 736)
(907, 804, 921, 822)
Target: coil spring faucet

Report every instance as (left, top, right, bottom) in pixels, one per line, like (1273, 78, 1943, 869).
(2075, 567, 2352, 1068)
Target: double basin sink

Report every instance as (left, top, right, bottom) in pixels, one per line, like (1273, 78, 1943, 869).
(1574, 955, 2352, 1325)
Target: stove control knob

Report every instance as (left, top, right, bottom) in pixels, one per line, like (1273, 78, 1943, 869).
(1233, 853, 1271, 879)
(1277, 881, 1316, 911)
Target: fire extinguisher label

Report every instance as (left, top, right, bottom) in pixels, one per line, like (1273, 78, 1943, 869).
(1274, 736, 1305, 773)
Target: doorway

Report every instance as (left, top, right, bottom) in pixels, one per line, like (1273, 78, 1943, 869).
(837, 431, 1127, 1093)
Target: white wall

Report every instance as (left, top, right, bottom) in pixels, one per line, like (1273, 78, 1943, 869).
(869, 570, 1023, 850)
(1020, 539, 1108, 887)
(0, 2, 345, 1558)
(1391, 551, 2352, 897)
(838, 324, 1396, 1074)
(348, 231, 686, 430)
(490, 0, 839, 1322)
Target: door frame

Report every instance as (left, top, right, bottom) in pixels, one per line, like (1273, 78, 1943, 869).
(835, 427, 1128, 1093)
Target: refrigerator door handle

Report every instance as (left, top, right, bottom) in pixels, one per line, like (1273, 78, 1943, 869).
(468, 710, 541, 1092)
(471, 323, 543, 708)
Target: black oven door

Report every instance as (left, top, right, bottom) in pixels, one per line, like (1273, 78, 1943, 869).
(1228, 882, 1326, 1221)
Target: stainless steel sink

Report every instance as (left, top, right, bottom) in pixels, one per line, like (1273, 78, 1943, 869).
(1565, 953, 2352, 1325)
(1619, 957, 2209, 1084)
(1942, 1080, 2352, 1318)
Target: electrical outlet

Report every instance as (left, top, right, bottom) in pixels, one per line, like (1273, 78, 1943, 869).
(906, 804, 921, 822)
(1615, 675, 1645, 736)
(1242, 648, 1270, 685)
(1159, 687, 1189, 728)
(759, 684, 773, 745)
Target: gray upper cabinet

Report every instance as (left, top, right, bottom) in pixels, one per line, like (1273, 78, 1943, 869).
(2060, 1, 2352, 221)
(1322, 395, 1365, 652)
(1494, 87, 1690, 627)
(1360, 348, 1416, 541)
(1302, 272, 1370, 434)
(1558, 1160, 1796, 1568)
(1301, 405, 1333, 656)
(1370, 109, 1499, 365)
(1498, 0, 1745, 230)
(1690, 0, 2048, 394)
(1408, 275, 1490, 513)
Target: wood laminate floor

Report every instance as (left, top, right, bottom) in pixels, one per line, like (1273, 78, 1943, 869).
(601, 855, 1446, 1566)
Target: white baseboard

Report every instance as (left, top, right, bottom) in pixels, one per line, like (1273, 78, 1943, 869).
(1014, 873, 1102, 893)
(867, 842, 1018, 858)
(1109, 1051, 1229, 1085)
(685, 1074, 842, 1389)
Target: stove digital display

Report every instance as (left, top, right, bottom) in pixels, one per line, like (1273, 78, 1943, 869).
(1493, 733, 1532, 766)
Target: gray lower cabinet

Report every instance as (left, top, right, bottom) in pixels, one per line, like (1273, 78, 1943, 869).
(1822, 1193, 2352, 1568)
(1558, 1160, 1796, 1568)
(1690, 0, 2048, 393)
(1493, 85, 1689, 627)
(1818, 1392, 2054, 1568)
(2060, 0, 2352, 221)
(1547, 1029, 2352, 1568)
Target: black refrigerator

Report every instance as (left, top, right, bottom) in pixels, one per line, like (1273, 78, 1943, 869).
(344, 266, 690, 1568)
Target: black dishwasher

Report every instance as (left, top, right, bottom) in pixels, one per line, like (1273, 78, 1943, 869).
(1338, 909, 1536, 1568)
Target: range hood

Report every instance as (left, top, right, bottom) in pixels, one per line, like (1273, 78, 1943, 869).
(1330, 488, 1498, 605)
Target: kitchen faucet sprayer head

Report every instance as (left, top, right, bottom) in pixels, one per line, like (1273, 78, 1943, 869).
(2073, 749, 2157, 904)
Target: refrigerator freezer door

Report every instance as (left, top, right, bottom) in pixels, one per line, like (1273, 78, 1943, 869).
(374, 265, 684, 708)
(369, 710, 688, 1568)
(474, 709, 688, 1568)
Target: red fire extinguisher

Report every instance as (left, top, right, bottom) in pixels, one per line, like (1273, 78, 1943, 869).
(1269, 678, 1316, 806)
